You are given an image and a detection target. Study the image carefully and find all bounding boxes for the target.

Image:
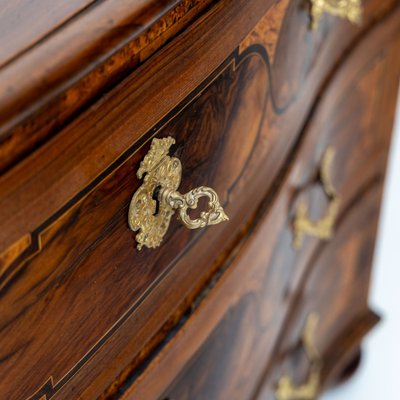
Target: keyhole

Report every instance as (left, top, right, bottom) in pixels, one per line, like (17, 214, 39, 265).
(152, 185, 161, 215)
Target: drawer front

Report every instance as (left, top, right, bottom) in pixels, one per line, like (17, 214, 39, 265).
(3, 42, 272, 400)
(255, 185, 383, 400)
(126, 8, 399, 400)
(0, 1, 398, 400)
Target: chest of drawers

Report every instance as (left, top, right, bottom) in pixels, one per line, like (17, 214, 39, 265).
(0, 1, 399, 399)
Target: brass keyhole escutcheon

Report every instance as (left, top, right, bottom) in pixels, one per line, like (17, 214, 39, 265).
(128, 137, 228, 250)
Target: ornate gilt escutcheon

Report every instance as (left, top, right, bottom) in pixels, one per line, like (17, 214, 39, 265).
(128, 136, 228, 250)
(310, 0, 363, 30)
(292, 147, 341, 249)
(275, 313, 322, 400)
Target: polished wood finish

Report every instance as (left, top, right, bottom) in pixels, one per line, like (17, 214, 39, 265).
(0, 0, 96, 67)
(0, 0, 214, 172)
(1, 48, 276, 400)
(0, 0, 399, 399)
(121, 9, 400, 398)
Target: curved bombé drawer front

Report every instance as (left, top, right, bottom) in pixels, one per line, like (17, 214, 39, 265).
(256, 185, 384, 400)
(132, 8, 399, 400)
(4, 47, 271, 400)
(159, 184, 382, 400)
(0, 1, 398, 399)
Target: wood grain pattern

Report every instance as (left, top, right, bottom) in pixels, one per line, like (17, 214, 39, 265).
(254, 181, 384, 398)
(0, 0, 277, 255)
(0, 0, 214, 173)
(0, 0, 398, 399)
(1, 0, 394, 270)
(0, 0, 396, 174)
(255, 310, 380, 400)
(0, 46, 275, 400)
(0, 0, 96, 67)
(119, 7, 400, 399)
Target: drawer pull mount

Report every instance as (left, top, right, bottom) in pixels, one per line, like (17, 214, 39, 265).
(128, 136, 228, 250)
(275, 313, 322, 400)
(310, 0, 363, 30)
(292, 147, 340, 249)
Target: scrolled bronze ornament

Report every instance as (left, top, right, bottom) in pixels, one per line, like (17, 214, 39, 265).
(275, 313, 322, 400)
(128, 137, 228, 250)
(292, 147, 341, 249)
(310, 0, 363, 30)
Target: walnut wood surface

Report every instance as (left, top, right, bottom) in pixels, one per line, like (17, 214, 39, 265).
(0, 1, 398, 399)
(0, 48, 273, 400)
(0, 0, 396, 174)
(254, 179, 384, 398)
(0, 0, 394, 264)
(0, 0, 214, 172)
(120, 6, 400, 399)
(0, 0, 96, 67)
